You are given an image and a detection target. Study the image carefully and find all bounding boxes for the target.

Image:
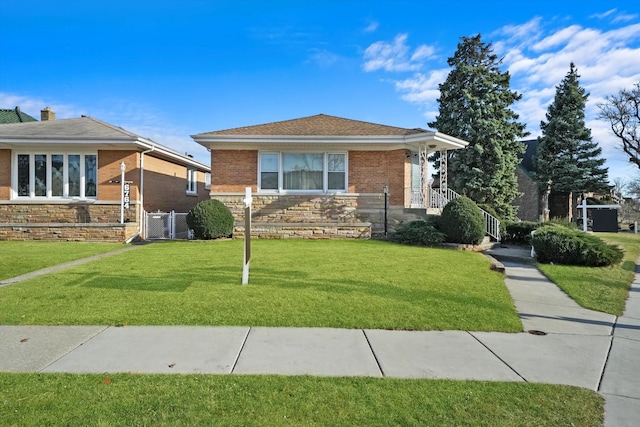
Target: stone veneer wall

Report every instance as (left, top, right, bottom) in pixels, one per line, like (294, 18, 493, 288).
(212, 193, 387, 238)
(0, 223, 139, 242)
(0, 202, 139, 241)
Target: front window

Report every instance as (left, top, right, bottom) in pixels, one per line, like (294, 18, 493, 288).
(259, 152, 347, 192)
(186, 169, 197, 194)
(15, 153, 98, 199)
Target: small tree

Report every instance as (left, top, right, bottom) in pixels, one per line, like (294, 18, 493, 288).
(428, 34, 528, 220)
(597, 82, 640, 168)
(534, 63, 610, 220)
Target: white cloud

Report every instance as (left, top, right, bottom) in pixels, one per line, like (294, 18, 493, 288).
(363, 21, 379, 33)
(0, 92, 209, 164)
(362, 11, 640, 181)
(362, 33, 436, 72)
(0, 92, 84, 119)
(306, 48, 339, 68)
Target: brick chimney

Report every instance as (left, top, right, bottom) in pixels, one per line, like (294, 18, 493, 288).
(41, 107, 56, 121)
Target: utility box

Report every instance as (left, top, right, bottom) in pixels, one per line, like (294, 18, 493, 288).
(591, 209, 618, 232)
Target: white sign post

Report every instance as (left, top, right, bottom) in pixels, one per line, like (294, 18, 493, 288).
(120, 162, 126, 224)
(242, 187, 252, 285)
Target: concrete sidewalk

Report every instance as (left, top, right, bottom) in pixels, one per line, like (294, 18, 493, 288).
(1, 244, 639, 426)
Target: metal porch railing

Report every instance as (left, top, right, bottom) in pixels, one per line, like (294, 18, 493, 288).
(410, 188, 501, 241)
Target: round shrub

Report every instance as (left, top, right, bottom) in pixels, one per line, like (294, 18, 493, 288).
(439, 196, 485, 245)
(531, 225, 623, 266)
(392, 219, 445, 246)
(186, 199, 234, 240)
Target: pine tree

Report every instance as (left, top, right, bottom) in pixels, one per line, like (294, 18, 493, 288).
(534, 63, 610, 219)
(428, 34, 527, 220)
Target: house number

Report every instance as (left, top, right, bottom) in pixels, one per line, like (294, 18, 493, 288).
(123, 183, 130, 210)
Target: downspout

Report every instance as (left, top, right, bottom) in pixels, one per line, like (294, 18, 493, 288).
(137, 145, 155, 239)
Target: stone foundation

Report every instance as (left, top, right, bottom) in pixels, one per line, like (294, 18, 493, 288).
(0, 202, 139, 242)
(0, 223, 139, 242)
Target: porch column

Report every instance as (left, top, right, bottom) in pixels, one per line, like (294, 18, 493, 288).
(419, 144, 429, 208)
(439, 149, 447, 196)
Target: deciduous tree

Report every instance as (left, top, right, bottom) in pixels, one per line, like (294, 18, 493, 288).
(597, 82, 640, 168)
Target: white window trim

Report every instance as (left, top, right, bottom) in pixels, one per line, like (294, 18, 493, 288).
(12, 152, 97, 200)
(186, 169, 198, 195)
(204, 172, 211, 190)
(258, 151, 348, 193)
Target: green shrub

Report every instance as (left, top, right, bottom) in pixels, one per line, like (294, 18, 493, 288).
(440, 196, 485, 245)
(392, 219, 445, 246)
(504, 220, 540, 244)
(186, 199, 234, 240)
(532, 225, 623, 266)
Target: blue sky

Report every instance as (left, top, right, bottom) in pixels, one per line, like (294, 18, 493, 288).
(1, 0, 639, 185)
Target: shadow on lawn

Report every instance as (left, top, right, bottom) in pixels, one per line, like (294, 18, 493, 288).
(249, 265, 515, 315)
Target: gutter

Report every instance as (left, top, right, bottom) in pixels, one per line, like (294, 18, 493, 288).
(138, 145, 155, 239)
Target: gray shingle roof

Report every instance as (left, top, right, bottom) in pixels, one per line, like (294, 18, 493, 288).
(0, 116, 144, 140)
(0, 107, 38, 124)
(196, 114, 427, 137)
(0, 116, 210, 171)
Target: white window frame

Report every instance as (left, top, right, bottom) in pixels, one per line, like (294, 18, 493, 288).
(186, 169, 198, 195)
(204, 172, 211, 190)
(12, 152, 98, 200)
(258, 151, 348, 193)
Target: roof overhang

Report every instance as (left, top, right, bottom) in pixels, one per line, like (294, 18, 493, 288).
(0, 137, 210, 171)
(191, 131, 468, 152)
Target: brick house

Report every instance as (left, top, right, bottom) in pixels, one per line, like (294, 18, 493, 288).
(513, 139, 573, 222)
(191, 114, 469, 238)
(0, 109, 210, 241)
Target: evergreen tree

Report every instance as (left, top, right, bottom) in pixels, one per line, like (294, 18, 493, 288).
(534, 63, 610, 219)
(428, 34, 527, 220)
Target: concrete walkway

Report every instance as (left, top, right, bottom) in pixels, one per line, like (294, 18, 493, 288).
(1, 244, 639, 426)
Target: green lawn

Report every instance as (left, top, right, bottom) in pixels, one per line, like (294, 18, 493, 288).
(0, 374, 603, 426)
(537, 232, 640, 315)
(0, 239, 522, 332)
(0, 241, 123, 281)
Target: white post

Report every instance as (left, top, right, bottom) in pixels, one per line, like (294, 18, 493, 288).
(242, 187, 252, 285)
(635, 221, 638, 235)
(582, 198, 588, 232)
(120, 161, 126, 224)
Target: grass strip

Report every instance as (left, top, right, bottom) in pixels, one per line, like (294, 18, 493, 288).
(0, 373, 603, 426)
(0, 241, 123, 281)
(0, 240, 521, 332)
(537, 232, 640, 315)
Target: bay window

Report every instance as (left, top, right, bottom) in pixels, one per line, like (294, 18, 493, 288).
(259, 152, 347, 192)
(15, 153, 97, 199)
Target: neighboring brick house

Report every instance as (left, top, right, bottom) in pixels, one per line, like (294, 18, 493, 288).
(191, 114, 468, 238)
(0, 109, 210, 241)
(513, 139, 572, 222)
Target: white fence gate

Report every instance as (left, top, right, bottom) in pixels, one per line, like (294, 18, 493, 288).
(145, 211, 192, 240)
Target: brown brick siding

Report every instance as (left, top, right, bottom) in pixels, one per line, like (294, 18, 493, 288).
(211, 150, 258, 192)
(210, 149, 410, 206)
(348, 150, 408, 206)
(98, 150, 140, 202)
(142, 155, 209, 212)
(0, 149, 10, 200)
(513, 167, 540, 221)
